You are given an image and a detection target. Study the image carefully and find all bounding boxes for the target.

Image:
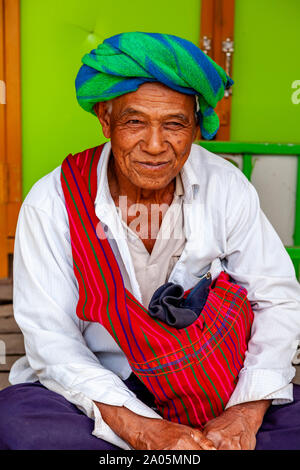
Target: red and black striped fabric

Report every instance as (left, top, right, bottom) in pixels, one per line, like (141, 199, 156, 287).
(60, 144, 254, 428)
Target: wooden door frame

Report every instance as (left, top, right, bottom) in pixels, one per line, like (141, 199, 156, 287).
(199, 0, 235, 141)
(0, 0, 22, 279)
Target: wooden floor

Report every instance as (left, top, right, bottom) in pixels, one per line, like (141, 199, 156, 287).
(0, 279, 299, 391)
(0, 279, 24, 390)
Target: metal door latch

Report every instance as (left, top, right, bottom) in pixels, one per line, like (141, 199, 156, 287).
(202, 36, 212, 55)
(222, 38, 234, 97)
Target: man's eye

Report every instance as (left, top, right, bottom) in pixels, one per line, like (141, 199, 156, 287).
(165, 122, 184, 127)
(126, 119, 143, 125)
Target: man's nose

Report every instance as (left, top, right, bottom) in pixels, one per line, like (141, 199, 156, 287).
(141, 126, 167, 155)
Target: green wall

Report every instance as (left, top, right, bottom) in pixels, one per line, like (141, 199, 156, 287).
(231, 0, 300, 143)
(20, 0, 300, 198)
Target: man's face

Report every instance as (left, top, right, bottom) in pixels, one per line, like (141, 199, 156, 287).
(95, 82, 198, 190)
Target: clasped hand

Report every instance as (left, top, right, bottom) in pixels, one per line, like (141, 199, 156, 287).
(96, 399, 270, 450)
(135, 400, 270, 450)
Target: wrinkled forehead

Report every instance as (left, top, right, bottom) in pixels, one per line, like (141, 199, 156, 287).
(101, 82, 199, 118)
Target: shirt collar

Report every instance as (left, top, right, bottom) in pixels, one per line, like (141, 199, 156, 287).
(175, 171, 184, 197)
(177, 144, 200, 202)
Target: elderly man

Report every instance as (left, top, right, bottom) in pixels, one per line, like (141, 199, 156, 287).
(0, 32, 299, 451)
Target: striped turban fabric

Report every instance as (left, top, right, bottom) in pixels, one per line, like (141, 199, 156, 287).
(75, 32, 233, 140)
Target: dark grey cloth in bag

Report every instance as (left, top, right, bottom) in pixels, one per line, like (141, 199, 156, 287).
(147, 273, 212, 329)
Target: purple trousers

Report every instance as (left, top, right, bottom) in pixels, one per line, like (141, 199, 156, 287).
(0, 374, 299, 450)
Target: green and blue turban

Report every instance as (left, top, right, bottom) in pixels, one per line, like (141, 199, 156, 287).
(75, 32, 233, 140)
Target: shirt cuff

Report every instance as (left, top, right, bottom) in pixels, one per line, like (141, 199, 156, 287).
(225, 367, 295, 409)
(92, 396, 162, 450)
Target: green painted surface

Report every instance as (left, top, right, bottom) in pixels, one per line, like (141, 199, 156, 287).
(241, 154, 253, 181)
(231, 0, 300, 144)
(20, 0, 201, 197)
(293, 156, 300, 246)
(199, 141, 300, 155)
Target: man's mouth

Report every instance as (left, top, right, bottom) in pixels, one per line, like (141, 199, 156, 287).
(136, 161, 171, 170)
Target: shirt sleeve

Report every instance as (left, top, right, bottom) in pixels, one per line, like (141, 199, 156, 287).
(222, 173, 300, 408)
(12, 203, 161, 449)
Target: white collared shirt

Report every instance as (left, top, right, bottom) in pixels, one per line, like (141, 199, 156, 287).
(9, 142, 300, 449)
(121, 171, 185, 308)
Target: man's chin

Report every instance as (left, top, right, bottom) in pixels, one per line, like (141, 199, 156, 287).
(130, 174, 174, 191)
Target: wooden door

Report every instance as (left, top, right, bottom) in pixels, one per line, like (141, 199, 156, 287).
(0, 0, 22, 279)
(199, 0, 235, 140)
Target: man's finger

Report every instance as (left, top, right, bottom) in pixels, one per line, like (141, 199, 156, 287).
(203, 429, 222, 448)
(190, 431, 217, 450)
(240, 432, 256, 450)
(218, 435, 241, 450)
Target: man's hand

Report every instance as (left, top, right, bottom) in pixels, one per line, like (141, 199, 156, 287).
(133, 417, 217, 450)
(202, 400, 271, 450)
(95, 402, 216, 450)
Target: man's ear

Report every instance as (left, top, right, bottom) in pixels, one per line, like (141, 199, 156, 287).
(94, 102, 111, 139)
